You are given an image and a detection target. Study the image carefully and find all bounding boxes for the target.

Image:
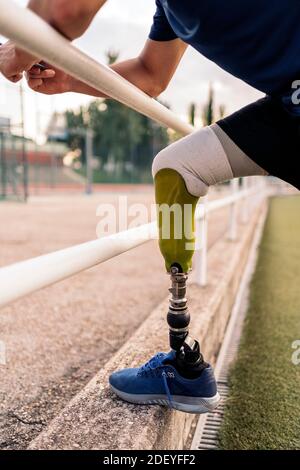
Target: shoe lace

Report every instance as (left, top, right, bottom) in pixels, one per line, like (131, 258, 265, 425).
(137, 353, 166, 376)
(137, 353, 173, 409)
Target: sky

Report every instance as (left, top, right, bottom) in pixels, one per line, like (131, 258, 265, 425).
(0, 0, 263, 140)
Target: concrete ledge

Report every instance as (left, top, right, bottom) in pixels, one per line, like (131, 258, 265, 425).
(28, 202, 268, 450)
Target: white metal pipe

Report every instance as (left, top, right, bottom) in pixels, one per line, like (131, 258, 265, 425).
(85, 129, 93, 195)
(194, 196, 208, 286)
(241, 178, 250, 224)
(0, 178, 268, 308)
(0, 222, 157, 308)
(0, 0, 194, 136)
(194, 184, 258, 220)
(228, 179, 239, 242)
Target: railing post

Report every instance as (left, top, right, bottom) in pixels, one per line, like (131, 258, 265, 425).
(241, 177, 249, 224)
(251, 176, 259, 209)
(85, 129, 93, 195)
(228, 179, 239, 241)
(194, 196, 208, 287)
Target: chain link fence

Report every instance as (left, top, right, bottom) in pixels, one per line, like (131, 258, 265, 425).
(0, 77, 171, 200)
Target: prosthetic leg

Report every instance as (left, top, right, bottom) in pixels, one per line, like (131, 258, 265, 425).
(109, 125, 261, 408)
(155, 168, 207, 377)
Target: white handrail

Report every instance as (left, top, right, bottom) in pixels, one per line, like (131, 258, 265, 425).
(0, 0, 194, 136)
(194, 182, 263, 219)
(0, 179, 268, 308)
(0, 222, 157, 308)
(228, 179, 239, 242)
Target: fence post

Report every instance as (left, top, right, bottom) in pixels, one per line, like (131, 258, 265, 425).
(194, 196, 208, 287)
(85, 129, 93, 195)
(228, 178, 239, 241)
(0, 131, 7, 199)
(19, 82, 28, 202)
(241, 177, 249, 224)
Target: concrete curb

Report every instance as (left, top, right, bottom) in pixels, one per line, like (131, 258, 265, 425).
(28, 201, 268, 450)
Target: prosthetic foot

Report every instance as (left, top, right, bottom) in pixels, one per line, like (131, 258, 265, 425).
(108, 266, 219, 413)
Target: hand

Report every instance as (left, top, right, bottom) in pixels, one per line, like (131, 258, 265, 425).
(0, 41, 38, 83)
(26, 62, 74, 94)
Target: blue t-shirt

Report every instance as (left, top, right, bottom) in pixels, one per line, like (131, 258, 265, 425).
(149, 0, 300, 96)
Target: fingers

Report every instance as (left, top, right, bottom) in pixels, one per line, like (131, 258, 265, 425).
(27, 77, 44, 89)
(26, 67, 56, 90)
(28, 66, 55, 78)
(35, 60, 50, 68)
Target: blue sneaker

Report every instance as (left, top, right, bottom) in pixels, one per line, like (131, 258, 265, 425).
(109, 351, 220, 414)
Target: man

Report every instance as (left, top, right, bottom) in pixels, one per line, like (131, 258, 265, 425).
(1, 0, 299, 414)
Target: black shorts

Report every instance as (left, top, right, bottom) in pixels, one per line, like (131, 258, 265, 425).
(217, 96, 300, 190)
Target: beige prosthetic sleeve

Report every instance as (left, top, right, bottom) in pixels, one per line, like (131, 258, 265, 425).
(152, 125, 234, 197)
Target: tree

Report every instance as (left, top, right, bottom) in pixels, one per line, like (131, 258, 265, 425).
(219, 104, 226, 120)
(202, 82, 214, 126)
(63, 49, 170, 182)
(106, 49, 119, 65)
(189, 103, 196, 126)
(65, 107, 87, 162)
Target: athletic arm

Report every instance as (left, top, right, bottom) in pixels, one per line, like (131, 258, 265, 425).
(28, 39, 188, 98)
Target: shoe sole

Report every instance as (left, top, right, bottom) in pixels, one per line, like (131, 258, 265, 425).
(110, 384, 221, 414)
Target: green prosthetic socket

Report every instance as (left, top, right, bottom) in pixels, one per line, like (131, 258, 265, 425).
(154, 168, 199, 273)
